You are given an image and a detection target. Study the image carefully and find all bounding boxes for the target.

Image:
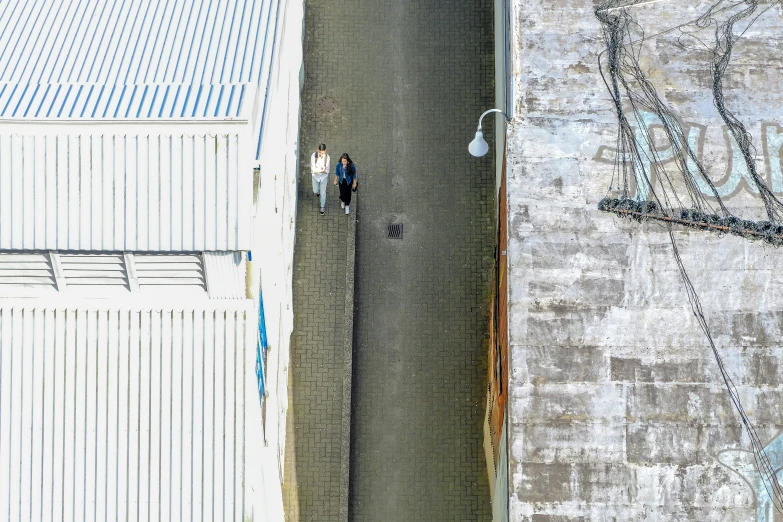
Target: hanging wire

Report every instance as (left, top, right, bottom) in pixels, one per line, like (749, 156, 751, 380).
(595, 0, 783, 513)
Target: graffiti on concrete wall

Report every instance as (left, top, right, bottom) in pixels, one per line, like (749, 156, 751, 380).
(595, 111, 783, 201)
(718, 432, 783, 522)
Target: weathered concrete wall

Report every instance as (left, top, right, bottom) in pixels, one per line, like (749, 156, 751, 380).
(507, 1, 783, 520)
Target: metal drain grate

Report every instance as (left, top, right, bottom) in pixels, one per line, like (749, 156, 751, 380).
(387, 223, 403, 239)
(316, 97, 336, 114)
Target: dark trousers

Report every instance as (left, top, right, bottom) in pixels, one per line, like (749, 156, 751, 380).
(339, 181, 352, 206)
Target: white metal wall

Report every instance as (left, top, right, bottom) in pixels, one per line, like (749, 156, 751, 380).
(0, 132, 251, 251)
(0, 304, 257, 522)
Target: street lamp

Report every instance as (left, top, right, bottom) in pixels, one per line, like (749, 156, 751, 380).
(469, 109, 509, 157)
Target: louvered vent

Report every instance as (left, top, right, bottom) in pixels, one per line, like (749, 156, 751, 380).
(0, 252, 56, 287)
(59, 253, 129, 287)
(135, 253, 206, 290)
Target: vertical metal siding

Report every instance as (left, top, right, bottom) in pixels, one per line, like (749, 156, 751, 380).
(0, 305, 255, 522)
(0, 133, 251, 251)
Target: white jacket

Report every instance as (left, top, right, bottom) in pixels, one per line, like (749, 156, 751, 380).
(311, 152, 330, 181)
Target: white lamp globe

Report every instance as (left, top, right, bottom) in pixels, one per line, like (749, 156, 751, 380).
(468, 130, 489, 157)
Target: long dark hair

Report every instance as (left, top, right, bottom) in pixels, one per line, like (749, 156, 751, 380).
(340, 153, 354, 173)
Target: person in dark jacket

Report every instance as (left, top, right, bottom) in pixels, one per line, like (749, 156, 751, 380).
(334, 153, 357, 215)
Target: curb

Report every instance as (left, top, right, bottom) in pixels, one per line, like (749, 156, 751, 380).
(339, 195, 357, 521)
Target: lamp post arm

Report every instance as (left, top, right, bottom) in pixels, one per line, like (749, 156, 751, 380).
(476, 109, 509, 130)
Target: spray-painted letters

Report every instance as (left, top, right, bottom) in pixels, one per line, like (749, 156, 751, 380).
(595, 112, 783, 201)
(718, 432, 783, 522)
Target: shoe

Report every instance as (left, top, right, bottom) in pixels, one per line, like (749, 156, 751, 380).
(340, 201, 345, 209)
(345, 205, 350, 215)
(320, 208, 325, 216)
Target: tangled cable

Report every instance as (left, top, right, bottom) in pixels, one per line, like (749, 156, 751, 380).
(595, 0, 783, 513)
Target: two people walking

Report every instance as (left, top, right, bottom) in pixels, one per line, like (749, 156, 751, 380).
(311, 144, 358, 216)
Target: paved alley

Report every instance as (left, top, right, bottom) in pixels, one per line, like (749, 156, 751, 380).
(285, 0, 496, 520)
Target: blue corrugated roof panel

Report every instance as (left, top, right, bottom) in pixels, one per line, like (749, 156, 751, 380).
(0, 82, 250, 118)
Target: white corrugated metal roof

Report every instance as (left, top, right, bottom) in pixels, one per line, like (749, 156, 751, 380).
(0, 0, 282, 159)
(0, 0, 274, 86)
(0, 302, 258, 522)
(0, 128, 252, 251)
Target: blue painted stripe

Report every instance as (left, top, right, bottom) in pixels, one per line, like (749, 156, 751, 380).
(46, 84, 62, 117)
(203, 84, 215, 118)
(56, 84, 72, 117)
(179, 85, 192, 117)
(102, 84, 117, 118)
(23, 83, 40, 117)
(112, 84, 126, 118)
(169, 85, 182, 117)
(16, 0, 51, 83)
(158, 0, 187, 83)
(253, 0, 272, 85)
(187, 0, 214, 85)
(0, 84, 8, 115)
(72, 1, 104, 82)
(221, 0, 241, 83)
(1, 83, 19, 116)
(44, 0, 82, 82)
(59, 0, 93, 82)
(123, 1, 151, 84)
(78, 0, 111, 81)
(79, 84, 95, 117)
(170, 0, 200, 83)
(34, 83, 50, 117)
(114, 1, 144, 84)
(158, 85, 171, 117)
(131, 1, 161, 84)
(0, 1, 29, 81)
(12, 83, 30, 117)
(236, 84, 245, 119)
(86, 0, 123, 82)
(191, 84, 204, 118)
(141, 0, 172, 83)
(214, 84, 224, 117)
(197, 0, 219, 85)
(236, 0, 258, 83)
(136, 85, 149, 118)
(148, 85, 160, 118)
(124, 84, 139, 118)
(90, 84, 105, 118)
(102, 0, 131, 83)
(68, 84, 84, 117)
(257, 0, 282, 160)
(226, 84, 236, 117)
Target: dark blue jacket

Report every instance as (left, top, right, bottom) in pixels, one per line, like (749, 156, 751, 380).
(335, 163, 357, 184)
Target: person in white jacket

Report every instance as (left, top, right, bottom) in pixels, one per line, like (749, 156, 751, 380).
(311, 144, 330, 215)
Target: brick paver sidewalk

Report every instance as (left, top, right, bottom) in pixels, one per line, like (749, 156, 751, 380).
(283, 158, 354, 522)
